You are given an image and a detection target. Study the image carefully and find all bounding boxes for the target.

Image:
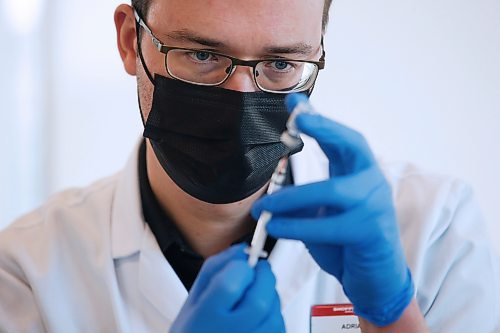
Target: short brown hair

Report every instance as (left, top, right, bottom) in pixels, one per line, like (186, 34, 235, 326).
(132, 0, 334, 32)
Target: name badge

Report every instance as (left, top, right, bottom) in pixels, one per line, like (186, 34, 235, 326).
(310, 304, 360, 333)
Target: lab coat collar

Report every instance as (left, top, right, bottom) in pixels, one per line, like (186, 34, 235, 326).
(111, 140, 145, 259)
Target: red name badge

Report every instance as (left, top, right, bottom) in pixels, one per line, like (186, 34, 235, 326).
(310, 304, 360, 333)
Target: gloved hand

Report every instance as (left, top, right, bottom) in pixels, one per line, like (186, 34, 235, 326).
(252, 94, 414, 327)
(169, 244, 285, 333)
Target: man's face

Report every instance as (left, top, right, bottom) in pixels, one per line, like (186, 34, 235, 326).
(136, 0, 324, 120)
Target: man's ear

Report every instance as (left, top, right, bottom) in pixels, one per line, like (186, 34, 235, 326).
(114, 4, 137, 76)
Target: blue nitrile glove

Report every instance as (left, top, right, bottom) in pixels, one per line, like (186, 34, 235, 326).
(252, 94, 415, 327)
(169, 244, 285, 333)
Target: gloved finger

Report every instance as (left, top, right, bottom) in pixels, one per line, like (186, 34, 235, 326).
(296, 113, 375, 175)
(252, 292, 286, 333)
(233, 260, 278, 326)
(251, 166, 384, 218)
(198, 259, 254, 311)
(266, 206, 380, 245)
(189, 243, 248, 303)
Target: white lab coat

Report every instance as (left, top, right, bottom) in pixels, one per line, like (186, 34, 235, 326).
(1, 138, 499, 333)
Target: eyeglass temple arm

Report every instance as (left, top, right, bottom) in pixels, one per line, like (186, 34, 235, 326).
(134, 10, 162, 51)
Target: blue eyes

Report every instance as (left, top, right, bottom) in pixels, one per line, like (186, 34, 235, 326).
(273, 61, 289, 70)
(194, 51, 211, 61)
(186, 51, 217, 63)
(187, 50, 295, 72)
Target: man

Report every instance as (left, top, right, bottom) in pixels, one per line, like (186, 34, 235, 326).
(0, 0, 498, 332)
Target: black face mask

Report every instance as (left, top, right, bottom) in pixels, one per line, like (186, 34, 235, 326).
(142, 75, 303, 204)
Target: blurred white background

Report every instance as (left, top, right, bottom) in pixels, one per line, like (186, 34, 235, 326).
(1, 0, 499, 253)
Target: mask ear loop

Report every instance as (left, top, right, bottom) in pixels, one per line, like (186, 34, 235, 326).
(135, 17, 156, 126)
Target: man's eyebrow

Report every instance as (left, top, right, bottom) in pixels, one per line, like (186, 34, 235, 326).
(164, 29, 226, 48)
(264, 43, 313, 56)
(162, 29, 314, 56)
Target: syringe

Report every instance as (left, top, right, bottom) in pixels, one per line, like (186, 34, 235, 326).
(247, 93, 315, 267)
(247, 158, 289, 267)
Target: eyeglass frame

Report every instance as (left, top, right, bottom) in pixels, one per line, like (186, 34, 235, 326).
(134, 10, 326, 93)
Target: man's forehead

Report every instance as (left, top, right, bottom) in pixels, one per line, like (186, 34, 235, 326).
(147, 0, 324, 53)
(149, 0, 324, 16)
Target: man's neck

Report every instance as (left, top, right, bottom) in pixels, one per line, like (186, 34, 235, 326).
(146, 142, 267, 258)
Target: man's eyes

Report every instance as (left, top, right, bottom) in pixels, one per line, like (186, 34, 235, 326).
(187, 51, 219, 63)
(263, 60, 297, 72)
(182, 50, 298, 72)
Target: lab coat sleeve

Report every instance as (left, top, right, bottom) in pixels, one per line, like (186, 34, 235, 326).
(0, 242, 46, 333)
(413, 181, 500, 333)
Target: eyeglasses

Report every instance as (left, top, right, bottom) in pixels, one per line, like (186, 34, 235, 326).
(134, 10, 325, 94)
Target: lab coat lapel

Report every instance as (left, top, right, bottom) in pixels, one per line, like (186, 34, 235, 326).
(111, 140, 188, 325)
(111, 140, 144, 259)
(138, 227, 188, 325)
